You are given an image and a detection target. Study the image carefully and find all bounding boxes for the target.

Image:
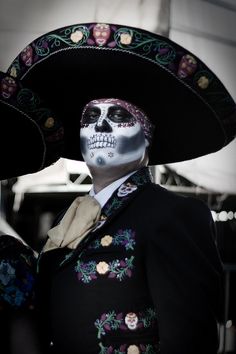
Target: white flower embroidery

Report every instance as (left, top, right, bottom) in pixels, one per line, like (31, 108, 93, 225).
(197, 76, 210, 89)
(127, 345, 140, 354)
(120, 32, 132, 45)
(101, 235, 113, 247)
(70, 30, 83, 43)
(96, 261, 109, 275)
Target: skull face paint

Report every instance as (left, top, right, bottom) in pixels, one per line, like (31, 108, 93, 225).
(80, 100, 149, 168)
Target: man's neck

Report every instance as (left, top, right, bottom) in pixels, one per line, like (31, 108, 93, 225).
(88, 160, 147, 194)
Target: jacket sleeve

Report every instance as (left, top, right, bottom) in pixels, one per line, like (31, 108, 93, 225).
(145, 196, 223, 354)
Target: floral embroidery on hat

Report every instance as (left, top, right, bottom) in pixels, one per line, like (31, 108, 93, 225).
(114, 28, 176, 65)
(95, 307, 157, 339)
(193, 71, 213, 91)
(9, 66, 17, 78)
(8, 22, 236, 127)
(44, 117, 55, 128)
(70, 30, 84, 43)
(120, 32, 133, 45)
(197, 75, 210, 89)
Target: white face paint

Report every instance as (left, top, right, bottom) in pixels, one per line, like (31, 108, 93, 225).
(80, 102, 149, 167)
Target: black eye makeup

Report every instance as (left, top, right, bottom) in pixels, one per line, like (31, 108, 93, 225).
(107, 106, 133, 123)
(82, 107, 101, 124)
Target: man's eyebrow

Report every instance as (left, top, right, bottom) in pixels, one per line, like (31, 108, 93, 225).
(108, 106, 130, 113)
(84, 106, 101, 113)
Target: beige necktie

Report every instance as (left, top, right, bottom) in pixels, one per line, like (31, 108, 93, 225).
(43, 195, 101, 253)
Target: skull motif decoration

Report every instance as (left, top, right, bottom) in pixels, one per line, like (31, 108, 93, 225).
(177, 54, 197, 79)
(92, 23, 111, 46)
(0, 76, 17, 99)
(80, 99, 149, 168)
(125, 312, 139, 330)
(20, 45, 33, 67)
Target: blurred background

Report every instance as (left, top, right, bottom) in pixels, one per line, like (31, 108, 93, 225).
(0, 0, 236, 352)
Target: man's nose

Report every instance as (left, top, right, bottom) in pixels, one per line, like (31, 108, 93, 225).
(95, 119, 112, 133)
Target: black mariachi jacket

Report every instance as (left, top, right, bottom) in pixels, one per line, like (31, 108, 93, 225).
(37, 167, 223, 354)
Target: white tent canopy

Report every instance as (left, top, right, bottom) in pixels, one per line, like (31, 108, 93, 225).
(168, 139, 236, 195)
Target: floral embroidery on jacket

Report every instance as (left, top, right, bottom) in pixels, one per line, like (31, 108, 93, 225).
(89, 229, 136, 251)
(95, 308, 157, 339)
(98, 342, 159, 354)
(75, 256, 134, 283)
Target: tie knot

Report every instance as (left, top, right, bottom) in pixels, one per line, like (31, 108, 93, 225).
(43, 194, 102, 252)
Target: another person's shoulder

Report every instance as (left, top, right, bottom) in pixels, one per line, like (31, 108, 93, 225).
(0, 234, 37, 309)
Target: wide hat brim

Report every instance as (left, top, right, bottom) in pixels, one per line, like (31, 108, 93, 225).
(7, 22, 236, 165)
(0, 71, 64, 180)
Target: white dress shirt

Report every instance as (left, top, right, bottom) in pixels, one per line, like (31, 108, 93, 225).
(89, 171, 136, 208)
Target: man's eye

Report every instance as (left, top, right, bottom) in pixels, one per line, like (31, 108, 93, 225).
(111, 111, 123, 119)
(108, 109, 132, 123)
(82, 109, 100, 123)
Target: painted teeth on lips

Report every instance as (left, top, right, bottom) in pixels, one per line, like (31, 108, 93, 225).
(88, 134, 117, 149)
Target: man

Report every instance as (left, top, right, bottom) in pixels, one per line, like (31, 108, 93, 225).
(3, 21, 236, 354)
(37, 98, 223, 354)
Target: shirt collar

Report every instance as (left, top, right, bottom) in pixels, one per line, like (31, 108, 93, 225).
(89, 170, 136, 208)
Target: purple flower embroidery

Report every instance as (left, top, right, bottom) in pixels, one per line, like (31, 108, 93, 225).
(113, 229, 136, 250)
(74, 260, 97, 283)
(108, 256, 134, 281)
(95, 311, 124, 339)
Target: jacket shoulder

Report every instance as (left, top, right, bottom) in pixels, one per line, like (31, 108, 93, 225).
(144, 182, 211, 218)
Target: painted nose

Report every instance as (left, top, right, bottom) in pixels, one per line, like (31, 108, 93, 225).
(95, 119, 112, 133)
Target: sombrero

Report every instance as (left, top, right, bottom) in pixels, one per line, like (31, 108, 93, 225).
(7, 22, 236, 165)
(0, 71, 64, 180)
